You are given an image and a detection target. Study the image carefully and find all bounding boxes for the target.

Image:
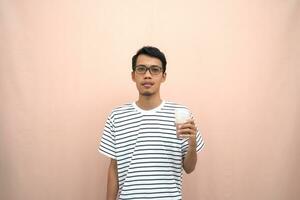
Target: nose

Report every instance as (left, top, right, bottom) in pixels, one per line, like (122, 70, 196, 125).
(143, 69, 152, 78)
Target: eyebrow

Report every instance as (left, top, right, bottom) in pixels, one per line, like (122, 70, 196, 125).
(136, 64, 162, 68)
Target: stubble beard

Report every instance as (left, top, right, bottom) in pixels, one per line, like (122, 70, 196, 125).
(141, 91, 153, 96)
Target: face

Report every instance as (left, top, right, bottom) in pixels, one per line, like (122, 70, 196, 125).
(132, 54, 166, 97)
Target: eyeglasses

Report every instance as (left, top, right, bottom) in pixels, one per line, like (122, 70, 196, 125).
(134, 65, 163, 75)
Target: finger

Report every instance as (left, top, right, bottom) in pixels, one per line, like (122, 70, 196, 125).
(178, 128, 196, 135)
(179, 135, 190, 139)
(179, 133, 196, 139)
(180, 123, 196, 131)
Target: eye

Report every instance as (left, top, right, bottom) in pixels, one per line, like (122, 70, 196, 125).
(135, 66, 146, 73)
(150, 66, 162, 74)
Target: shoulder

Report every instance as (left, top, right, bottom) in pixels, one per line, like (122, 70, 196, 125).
(164, 101, 189, 110)
(109, 103, 136, 119)
(112, 103, 134, 112)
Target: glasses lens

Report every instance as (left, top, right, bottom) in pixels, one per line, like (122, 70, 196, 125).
(135, 66, 147, 74)
(150, 66, 162, 75)
(135, 65, 162, 75)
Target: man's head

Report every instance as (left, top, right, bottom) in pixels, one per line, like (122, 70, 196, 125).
(131, 46, 167, 97)
(132, 46, 167, 73)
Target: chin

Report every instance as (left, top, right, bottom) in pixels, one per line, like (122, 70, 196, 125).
(141, 91, 153, 96)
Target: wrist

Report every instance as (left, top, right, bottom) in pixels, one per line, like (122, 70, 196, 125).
(188, 139, 197, 149)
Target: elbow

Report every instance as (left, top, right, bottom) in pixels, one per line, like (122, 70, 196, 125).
(184, 166, 195, 174)
(183, 157, 197, 174)
(185, 169, 194, 174)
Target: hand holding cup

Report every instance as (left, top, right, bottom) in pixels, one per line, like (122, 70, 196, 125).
(175, 109, 196, 140)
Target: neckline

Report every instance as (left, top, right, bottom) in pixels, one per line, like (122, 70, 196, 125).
(133, 100, 165, 114)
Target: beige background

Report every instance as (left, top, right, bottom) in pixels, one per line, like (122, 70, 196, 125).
(1, 0, 299, 200)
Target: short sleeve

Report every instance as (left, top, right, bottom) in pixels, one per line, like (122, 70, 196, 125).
(98, 114, 116, 159)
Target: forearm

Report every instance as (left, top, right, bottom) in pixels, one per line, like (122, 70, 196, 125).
(107, 159, 118, 200)
(183, 140, 197, 174)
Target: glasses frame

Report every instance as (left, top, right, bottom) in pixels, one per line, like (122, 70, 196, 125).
(134, 65, 163, 75)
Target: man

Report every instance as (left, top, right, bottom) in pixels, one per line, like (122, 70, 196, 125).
(99, 46, 204, 200)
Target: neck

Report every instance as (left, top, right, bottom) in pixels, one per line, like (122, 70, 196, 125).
(136, 94, 162, 110)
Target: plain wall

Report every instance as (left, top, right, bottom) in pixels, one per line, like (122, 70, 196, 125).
(1, 0, 299, 200)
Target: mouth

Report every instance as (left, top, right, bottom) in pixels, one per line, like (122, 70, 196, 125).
(141, 82, 154, 88)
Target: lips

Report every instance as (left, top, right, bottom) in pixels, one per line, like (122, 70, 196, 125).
(142, 82, 154, 88)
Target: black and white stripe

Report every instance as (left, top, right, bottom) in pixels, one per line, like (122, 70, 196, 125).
(99, 101, 204, 200)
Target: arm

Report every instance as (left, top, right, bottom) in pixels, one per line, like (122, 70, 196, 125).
(178, 120, 198, 174)
(106, 158, 118, 200)
(182, 137, 197, 174)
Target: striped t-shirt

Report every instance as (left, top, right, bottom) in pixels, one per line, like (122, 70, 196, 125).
(99, 100, 204, 200)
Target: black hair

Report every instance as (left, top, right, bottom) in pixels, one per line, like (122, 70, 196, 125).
(132, 46, 167, 73)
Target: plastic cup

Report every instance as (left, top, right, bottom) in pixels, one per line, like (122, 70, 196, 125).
(175, 109, 191, 138)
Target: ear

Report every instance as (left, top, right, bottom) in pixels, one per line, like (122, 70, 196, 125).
(131, 71, 136, 82)
(161, 72, 167, 82)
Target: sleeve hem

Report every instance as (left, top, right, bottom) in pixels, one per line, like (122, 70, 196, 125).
(197, 142, 205, 153)
(98, 148, 116, 160)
